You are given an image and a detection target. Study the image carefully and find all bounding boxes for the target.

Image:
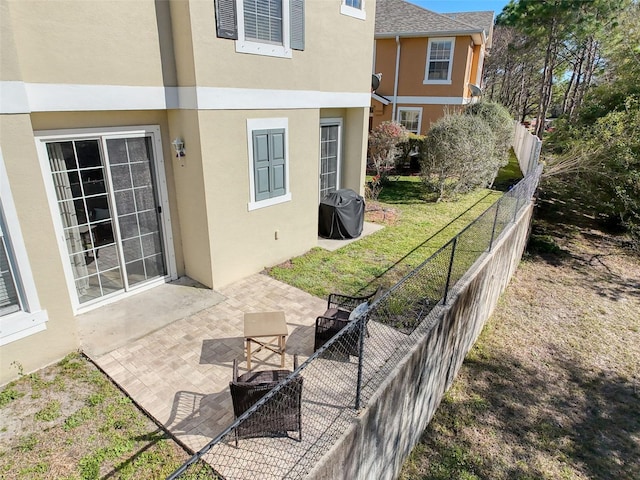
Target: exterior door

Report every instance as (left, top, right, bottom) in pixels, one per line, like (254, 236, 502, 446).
(319, 119, 342, 200)
(43, 130, 170, 306)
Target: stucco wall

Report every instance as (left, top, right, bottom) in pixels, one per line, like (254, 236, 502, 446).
(306, 203, 534, 480)
(200, 108, 368, 288)
(0, 114, 78, 383)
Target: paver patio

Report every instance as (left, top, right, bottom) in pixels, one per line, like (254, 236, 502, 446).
(89, 273, 326, 454)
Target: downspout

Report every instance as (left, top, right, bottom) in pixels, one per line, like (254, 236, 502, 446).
(392, 35, 400, 122)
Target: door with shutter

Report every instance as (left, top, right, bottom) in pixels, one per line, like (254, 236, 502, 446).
(42, 129, 173, 307)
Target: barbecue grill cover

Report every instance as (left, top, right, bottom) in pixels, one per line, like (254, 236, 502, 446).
(318, 189, 365, 239)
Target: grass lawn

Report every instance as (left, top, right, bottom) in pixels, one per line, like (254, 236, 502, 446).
(267, 177, 502, 298)
(0, 353, 190, 479)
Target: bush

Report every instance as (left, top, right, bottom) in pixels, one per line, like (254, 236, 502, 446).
(420, 113, 496, 201)
(464, 101, 515, 176)
(368, 121, 409, 181)
(397, 133, 427, 171)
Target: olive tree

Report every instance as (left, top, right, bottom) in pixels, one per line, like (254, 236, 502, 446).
(421, 113, 497, 201)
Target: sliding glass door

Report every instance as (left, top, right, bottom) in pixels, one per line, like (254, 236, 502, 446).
(45, 132, 168, 305)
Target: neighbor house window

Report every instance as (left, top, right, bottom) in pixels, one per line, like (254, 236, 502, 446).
(0, 150, 48, 345)
(215, 0, 305, 57)
(397, 107, 422, 134)
(341, 0, 366, 20)
(424, 38, 455, 84)
(247, 118, 291, 211)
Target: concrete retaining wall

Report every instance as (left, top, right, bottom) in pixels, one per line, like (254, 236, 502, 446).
(307, 203, 534, 480)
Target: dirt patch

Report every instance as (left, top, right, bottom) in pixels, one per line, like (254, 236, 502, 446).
(365, 201, 400, 225)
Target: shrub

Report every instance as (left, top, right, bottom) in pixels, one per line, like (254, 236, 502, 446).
(397, 133, 427, 171)
(464, 101, 515, 180)
(421, 113, 496, 201)
(368, 121, 409, 182)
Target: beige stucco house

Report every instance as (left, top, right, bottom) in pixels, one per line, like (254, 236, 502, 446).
(0, 0, 375, 384)
(371, 0, 493, 134)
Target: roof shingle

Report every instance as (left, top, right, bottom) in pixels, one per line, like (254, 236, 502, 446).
(375, 0, 493, 40)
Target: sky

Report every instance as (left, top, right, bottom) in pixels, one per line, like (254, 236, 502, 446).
(409, 0, 511, 15)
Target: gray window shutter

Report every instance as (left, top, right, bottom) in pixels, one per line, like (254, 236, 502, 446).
(253, 130, 271, 201)
(269, 129, 286, 197)
(215, 0, 238, 40)
(290, 0, 305, 51)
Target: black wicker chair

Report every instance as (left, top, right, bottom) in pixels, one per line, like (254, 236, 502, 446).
(313, 287, 383, 357)
(229, 355, 302, 445)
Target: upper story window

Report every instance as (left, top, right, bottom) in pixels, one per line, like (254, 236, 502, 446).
(0, 150, 48, 346)
(247, 118, 291, 211)
(341, 0, 366, 20)
(215, 0, 305, 58)
(424, 37, 455, 84)
(397, 107, 422, 134)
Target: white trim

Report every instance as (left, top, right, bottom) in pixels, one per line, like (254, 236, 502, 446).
(195, 87, 370, 109)
(246, 118, 291, 212)
(319, 118, 343, 201)
(236, 0, 292, 58)
(475, 47, 485, 87)
(341, 0, 366, 20)
(371, 93, 390, 105)
(396, 96, 471, 105)
(397, 107, 423, 134)
(34, 125, 177, 313)
(0, 149, 49, 345)
(0, 81, 29, 114)
(424, 37, 455, 85)
(0, 82, 371, 113)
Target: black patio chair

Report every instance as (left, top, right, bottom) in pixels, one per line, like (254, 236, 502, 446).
(313, 287, 383, 357)
(229, 355, 302, 446)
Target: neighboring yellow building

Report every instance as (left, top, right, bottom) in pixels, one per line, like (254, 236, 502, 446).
(372, 0, 493, 134)
(0, 0, 375, 384)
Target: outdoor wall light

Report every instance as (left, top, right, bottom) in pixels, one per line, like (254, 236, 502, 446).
(171, 138, 185, 157)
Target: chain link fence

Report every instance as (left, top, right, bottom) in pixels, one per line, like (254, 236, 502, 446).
(168, 164, 543, 480)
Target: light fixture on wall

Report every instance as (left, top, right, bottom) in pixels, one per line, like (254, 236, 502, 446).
(171, 138, 185, 157)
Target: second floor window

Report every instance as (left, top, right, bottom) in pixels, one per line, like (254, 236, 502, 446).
(341, 0, 365, 20)
(244, 0, 283, 44)
(424, 38, 455, 84)
(215, 0, 305, 57)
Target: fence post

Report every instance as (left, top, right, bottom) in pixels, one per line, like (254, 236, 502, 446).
(443, 236, 458, 304)
(355, 314, 366, 410)
(489, 199, 501, 252)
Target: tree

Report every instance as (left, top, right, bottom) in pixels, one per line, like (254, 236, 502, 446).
(420, 113, 497, 201)
(499, 0, 584, 138)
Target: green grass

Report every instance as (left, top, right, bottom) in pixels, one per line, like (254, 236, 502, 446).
(492, 149, 524, 192)
(268, 177, 502, 298)
(0, 352, 189, 479)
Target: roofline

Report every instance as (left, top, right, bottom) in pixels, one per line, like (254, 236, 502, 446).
(375, 30, 486, 45)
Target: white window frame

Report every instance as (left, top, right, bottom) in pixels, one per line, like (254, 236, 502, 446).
(247, 118, 291, 211)
(397, 107, 423, 134)
(341, 0, 366, 20)
(236, 0, 292, 58)
(34, 125, 177, 314)
(0, 149, 48, 346)
(319, 118, 343, 201)
(424, 37, 455, 85)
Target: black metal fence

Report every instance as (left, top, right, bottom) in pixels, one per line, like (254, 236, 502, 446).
(168, 164, 543, 480)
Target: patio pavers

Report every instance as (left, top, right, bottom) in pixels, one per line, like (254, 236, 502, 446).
(91, 273, 325, 453)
